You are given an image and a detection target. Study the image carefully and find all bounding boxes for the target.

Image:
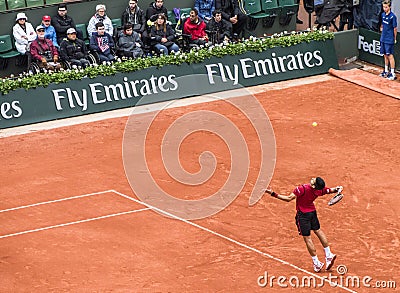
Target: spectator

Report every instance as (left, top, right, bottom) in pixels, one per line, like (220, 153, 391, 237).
(183, 8, 208, 46)
(13, 12, 36, 55)
(52, 3, 81, 45)
(146, 0, 168, 22)
(87, 4, 113, 37)
(30, 25, 61, 71)
(60, 28, 90, 68)
(121, 0, 146, 37)
(206, 10, 232, 44)
(150, 14, 179, 55)
(194, 0, 215, 22)
(89, 22, 115, 62)
(41, 15, 59, 48)
(215, 0, 247, 38)
(117, 23, 144, 58)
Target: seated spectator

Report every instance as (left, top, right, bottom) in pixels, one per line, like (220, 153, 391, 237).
(183, 9, 208, 46)
(89, 22, 115, 62)
(215, 0, 247, 38)
(87, 4, 113, 37)
(194, 0, 215, 22)
(60, 28, 90, 68)
(52, 3, 82, 45)
(121, 0, 146, 37)
(150, 14, 179, 55)
(30, 25, 61, 71)
(145, 0, 168, 22)
(13, 12, 36, 55)
(206, 10, 232, 44)
(41, 15, 59, 48)
(117, 23, 144, 58)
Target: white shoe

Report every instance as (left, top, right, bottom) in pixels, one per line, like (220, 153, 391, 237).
(313, 261, 324, 272)
(326, 254, 337, 270)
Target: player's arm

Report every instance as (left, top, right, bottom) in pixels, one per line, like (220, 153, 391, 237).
(264, 189, 296, 202)
(326, 186, 343, 194)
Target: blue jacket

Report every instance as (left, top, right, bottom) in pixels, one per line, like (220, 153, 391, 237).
(194, 0, 215, 20)
(43, 24, 59, 47)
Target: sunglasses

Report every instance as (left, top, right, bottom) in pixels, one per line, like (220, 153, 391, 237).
(37, 29, 45, 32)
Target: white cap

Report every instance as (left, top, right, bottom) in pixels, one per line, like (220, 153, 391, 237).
(96, 4, 106, 11)
(67, 27, 76, 34)
(36, 25, 45, 31)
(16, 12, 27, 21)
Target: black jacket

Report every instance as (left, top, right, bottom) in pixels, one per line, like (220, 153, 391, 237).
(150, 24, 176, 46)
(206, 18, 232, 42)
(145, 2, 168, 21)
(121, 6, 146, 33)
(215, 0, 240, 20)
(60, 38, 88, 61)
(51, 13, 76, 40)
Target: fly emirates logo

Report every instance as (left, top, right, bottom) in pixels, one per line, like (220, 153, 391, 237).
(205, 50, 324, 85)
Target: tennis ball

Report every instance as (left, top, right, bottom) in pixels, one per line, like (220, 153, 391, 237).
(312, 122, 318, 127)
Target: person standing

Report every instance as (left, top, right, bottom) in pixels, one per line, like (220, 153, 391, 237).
(265, 177, 342, 272)
(379, 0, 397, 81)
(13, 12, 36, 55)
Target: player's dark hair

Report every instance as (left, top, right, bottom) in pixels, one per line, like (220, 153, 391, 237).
(315, 177, 325, 190)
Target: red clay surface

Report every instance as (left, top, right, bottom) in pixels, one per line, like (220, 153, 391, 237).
(0, 72, 399, 292)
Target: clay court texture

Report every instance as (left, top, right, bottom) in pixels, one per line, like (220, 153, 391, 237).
(0, 68, 399, 292)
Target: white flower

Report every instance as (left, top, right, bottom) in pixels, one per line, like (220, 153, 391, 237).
(72, 64, 77, 69)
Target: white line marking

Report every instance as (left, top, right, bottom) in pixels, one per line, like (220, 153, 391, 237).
(0, 190, 115, 213)
(0, 208, 150, 239)
(112, 190, 357, 293)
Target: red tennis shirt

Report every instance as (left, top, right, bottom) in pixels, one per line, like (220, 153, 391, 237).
(293, 183, 330, 213)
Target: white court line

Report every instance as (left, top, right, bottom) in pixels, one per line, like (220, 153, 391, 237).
(0, 189, 115, 213)
(112, 190, 357, 293)
(0, 208, 150, 239)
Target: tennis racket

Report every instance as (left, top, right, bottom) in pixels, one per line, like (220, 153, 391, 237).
(328, 186, 344, 206)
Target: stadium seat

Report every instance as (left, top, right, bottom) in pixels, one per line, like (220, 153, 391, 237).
(243, 0, 269, 18)
(0, 34, 21, 70)
(278, 0, 299, 26)
(45, 0, 63, 4)
(167, 10, 177, 26)
(7, 0, 26, 9)
(261, 0, 280, 27)
(76, 23, 89, 45)
(111, 18, 122, 28)
(0, 0, 6, 11)
(26, 0, 45, 7)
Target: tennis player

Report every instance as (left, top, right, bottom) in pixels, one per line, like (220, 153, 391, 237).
(265, 177, 342, 272)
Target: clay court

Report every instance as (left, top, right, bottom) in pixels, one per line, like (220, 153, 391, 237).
(0, 69, 399, 292)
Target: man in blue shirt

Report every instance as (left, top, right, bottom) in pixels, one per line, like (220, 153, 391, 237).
(380, 0, 397, 80)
